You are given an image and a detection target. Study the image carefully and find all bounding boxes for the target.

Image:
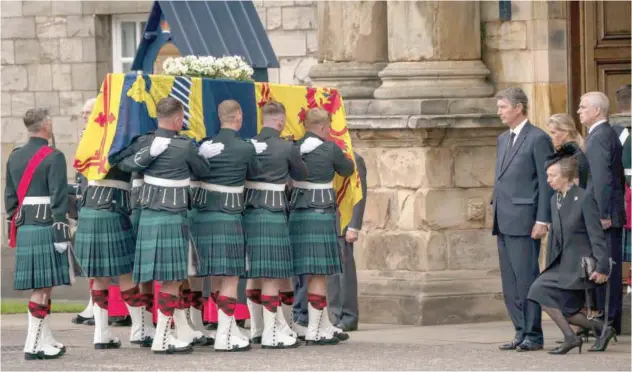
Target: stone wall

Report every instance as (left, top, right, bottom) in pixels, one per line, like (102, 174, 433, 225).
(254, 0, 318, 85)
(481, 0, 568, 129)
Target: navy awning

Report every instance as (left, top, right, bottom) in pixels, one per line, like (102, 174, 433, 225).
(131, 1, 279, 72)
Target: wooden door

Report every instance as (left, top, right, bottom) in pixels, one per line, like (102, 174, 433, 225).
(569, 1, 631, 131)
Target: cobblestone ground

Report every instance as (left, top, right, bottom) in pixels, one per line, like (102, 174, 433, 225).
(1, 314, 630, 371)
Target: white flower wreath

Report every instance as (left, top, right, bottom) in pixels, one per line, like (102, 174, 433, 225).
(163, 55, 255, 81)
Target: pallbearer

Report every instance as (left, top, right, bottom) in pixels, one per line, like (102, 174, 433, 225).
(288, 107, 355, 345)
(243, 101, 308, 348)
(73, 126, 168, 349)
(191, 99, 261, 352)
(113, 97, 213, 354)
(5, 108, 71, 360)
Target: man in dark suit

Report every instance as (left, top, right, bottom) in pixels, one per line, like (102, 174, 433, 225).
(578, 91, 626, 334)
(328, 152, 367, 332)
(492, 88, 554, 351)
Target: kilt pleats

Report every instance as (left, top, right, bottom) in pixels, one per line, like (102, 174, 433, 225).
(289, 209, 342, 276)
(243, 208, 294, 278)
(74, 208, 135, 278)
(133, 209, 188, 283)
(191, 211, 245, 277)
(14, 225, 70, 290)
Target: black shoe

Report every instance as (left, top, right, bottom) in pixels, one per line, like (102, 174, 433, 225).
(588, 326, 616, 352)
(498, 339, 522, 350)
(549, 336, 582, 355)
(236, 319, 246, 328)
(71, 314, 94, 325)
(516, 341, 543, 352)
(205, 322, 218, 331)
(110, 315, 132, 327)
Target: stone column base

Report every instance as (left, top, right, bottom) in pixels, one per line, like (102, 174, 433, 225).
(374, 61, 494, 99)
(309, 62, 387, 99)
(357, 269, 508, 326)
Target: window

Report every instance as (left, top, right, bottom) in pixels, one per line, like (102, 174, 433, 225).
(112, 15, 147, 73)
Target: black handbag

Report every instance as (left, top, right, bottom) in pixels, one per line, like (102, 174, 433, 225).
(580, 256, 597, 279)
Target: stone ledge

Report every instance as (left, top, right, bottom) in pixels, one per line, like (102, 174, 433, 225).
(357, 269, 507, 325)
(347, 114, 503, 130)
(346, 98, 499, 116)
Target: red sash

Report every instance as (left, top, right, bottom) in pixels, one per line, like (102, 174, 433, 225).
(9, 146, 54, 248)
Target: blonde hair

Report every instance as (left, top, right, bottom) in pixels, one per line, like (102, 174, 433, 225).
(218, 100, 242, 124)
(548, 113, 584, 148)
(304, 107, 331, 128)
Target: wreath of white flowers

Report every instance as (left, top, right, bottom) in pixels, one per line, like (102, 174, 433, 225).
(163, 55, 255, 81)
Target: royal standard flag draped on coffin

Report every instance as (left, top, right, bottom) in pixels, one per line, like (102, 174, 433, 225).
(74, 72, 362, 232)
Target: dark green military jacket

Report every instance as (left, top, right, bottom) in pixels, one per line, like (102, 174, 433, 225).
(111, 128, 212, 213)
(4, 137, 70, 243)
(245, 127, 308, 212)
(196, 128, 259, 214)
(290, 132, 355, 210)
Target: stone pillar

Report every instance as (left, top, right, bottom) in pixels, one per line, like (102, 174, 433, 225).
(374, 0, 493, 99)
(308, 1, 388, 99)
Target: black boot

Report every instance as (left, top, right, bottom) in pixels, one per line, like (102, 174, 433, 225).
(588, 326, 616, 352)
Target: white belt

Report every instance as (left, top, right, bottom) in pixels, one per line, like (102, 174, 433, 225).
(625, 169, 632, 176)
(22, 196, 51, 205)
(144, 175, 190, 188)
(201, 182, 244, 193)
(245, 181, 286, 192)
(190, 181, 201, 189)
(292, 180, 333, 190)
(132, 179, 144, 188)
(88, 180, 130, 191)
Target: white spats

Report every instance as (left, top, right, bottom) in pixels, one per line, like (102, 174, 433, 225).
(261, 307, 299, 349)
(246, 298, 263, 343)
(214, 309, 251, 352)
(151, 311, 193, 354)
(24, 313, 64, 360)
(93, 304, 121, 349)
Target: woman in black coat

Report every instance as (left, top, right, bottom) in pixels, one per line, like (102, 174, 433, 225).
(527, 150, 615, 354)
(547, 113, 590, 189)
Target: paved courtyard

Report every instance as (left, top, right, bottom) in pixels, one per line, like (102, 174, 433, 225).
(1, 313, 630, 370)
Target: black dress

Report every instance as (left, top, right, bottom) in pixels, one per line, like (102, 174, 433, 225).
(528, 186, 609, 316)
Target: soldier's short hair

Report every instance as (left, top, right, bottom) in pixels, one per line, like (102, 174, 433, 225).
(218, 100, 242, 123)
(616, 84, 631, 111)
(261, 101, 286, 118)
(496, 87, 529, 115)
(156, 97, 184, 119)
(304, 107, 331, 128)
(23, 108, 50, 133)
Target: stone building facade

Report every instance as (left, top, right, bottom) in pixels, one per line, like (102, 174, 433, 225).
(1, 1, 630, 324)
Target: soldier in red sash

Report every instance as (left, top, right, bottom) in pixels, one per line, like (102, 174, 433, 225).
(5, 108, 72, 360)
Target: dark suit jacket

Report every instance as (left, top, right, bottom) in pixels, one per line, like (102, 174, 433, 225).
(584, 122, 626, 227)
(562, 142, 591, 190)
(492, 122, 554, 236)
(545, 186, 609, 290)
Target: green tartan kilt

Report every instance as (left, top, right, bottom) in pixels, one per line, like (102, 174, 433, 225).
(243, 208, 294, 279)
(289, 209, 342, 276)
(134, 209, 189, 283)
(187, 208, 199, 229)
(14, 225, 70, 290)
(130, 208, 141, 237)
(74, 208, 135, 278)
(191, 211, 245, 277)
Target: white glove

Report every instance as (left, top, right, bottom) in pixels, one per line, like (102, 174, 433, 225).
(149, 137, 171, 157)
(300, 137, 323, 154)
(199, 141, 225, 158)
(54, 242, 69, 254)
(250, 139, 268, 154)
